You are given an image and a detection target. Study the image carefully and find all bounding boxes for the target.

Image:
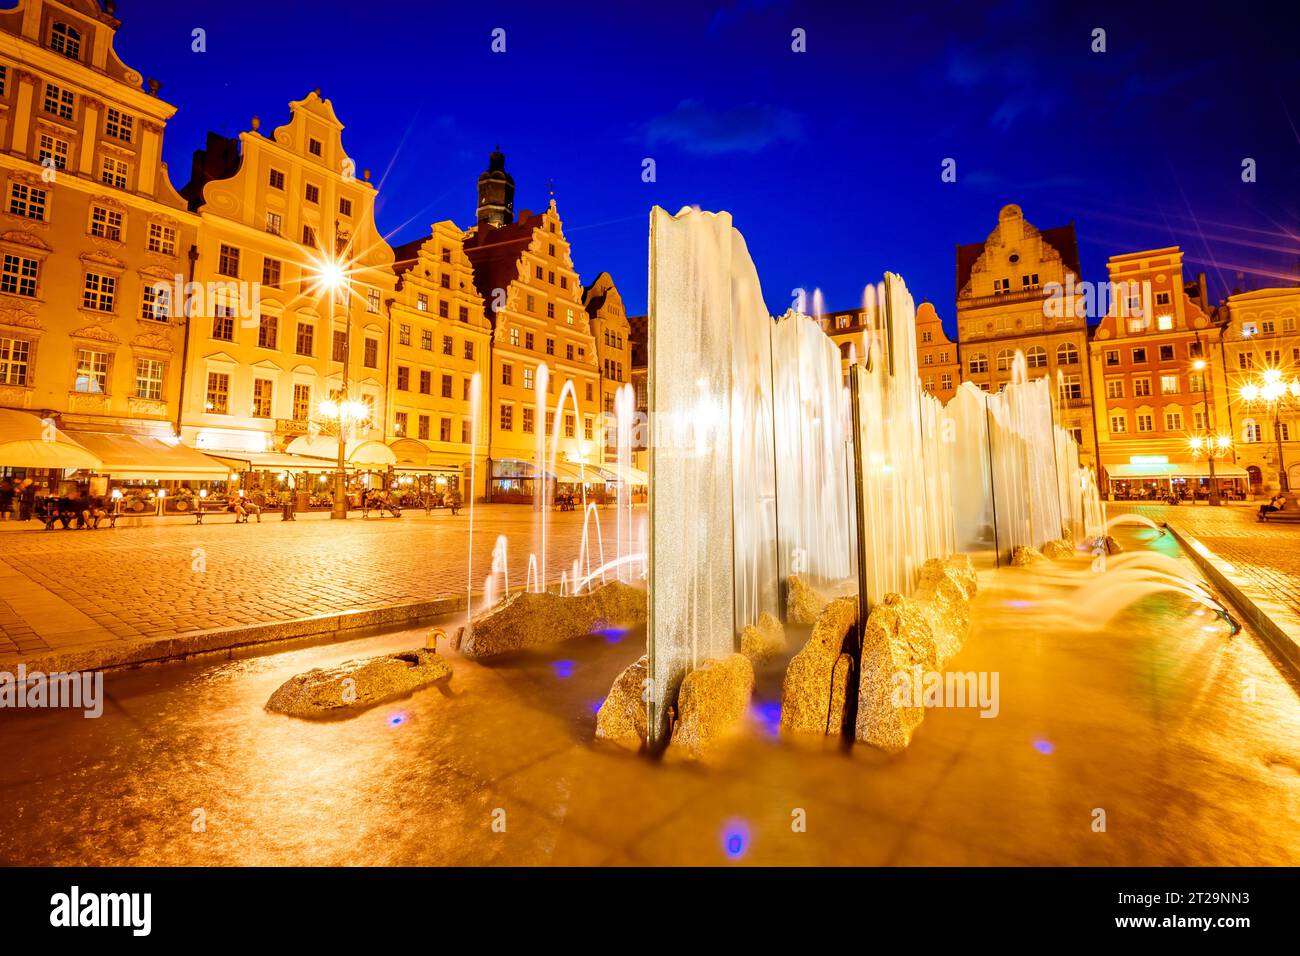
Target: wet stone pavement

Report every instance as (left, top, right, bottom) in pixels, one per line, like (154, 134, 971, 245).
(0, 522, 1296, 866)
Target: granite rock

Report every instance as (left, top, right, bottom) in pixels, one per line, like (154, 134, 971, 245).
(266, 648, 451, 718)
(454, 581, 646, 658)
(740, 611, 787, 663)
(1011, 545, 1046, 566)
(787, 575, 831, 625)
(780, 595, 857, 735)
(667, 652, 755, 760)
(1042, 538, 1074, 560)
(595, 654, 648, 750)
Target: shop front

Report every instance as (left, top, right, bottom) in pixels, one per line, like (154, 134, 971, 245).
(1102, 458, 1251, 502)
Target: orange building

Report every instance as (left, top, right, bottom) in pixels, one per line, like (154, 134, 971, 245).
(1088, 247, 1243, 499)
(461, 150, 600, 501)
(819, 300, 960, 402)
(583, 270, 631, 464)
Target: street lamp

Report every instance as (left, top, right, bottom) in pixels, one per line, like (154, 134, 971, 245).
(1240, 369, 1300, 492)
(319, 397, 370, 519)
(1191, 356, 1224, 505)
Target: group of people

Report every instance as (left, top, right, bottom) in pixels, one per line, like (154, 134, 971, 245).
(0, 479, 113, 530)
(1257, 493, 1291, 520)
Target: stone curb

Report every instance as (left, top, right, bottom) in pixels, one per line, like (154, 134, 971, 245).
(0, 595, 469, 676)
(1163, 521, 1300, 677)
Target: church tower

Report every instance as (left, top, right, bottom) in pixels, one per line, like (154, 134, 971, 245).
(476, 147, 515, 227)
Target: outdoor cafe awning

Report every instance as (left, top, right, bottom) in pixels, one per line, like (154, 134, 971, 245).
(284, 435, 398, 467)
(206, 451, 337, 473)
(1104, 462, 1249, 481)
(67, 431, 231, 481)
(0, 409, 102, 469)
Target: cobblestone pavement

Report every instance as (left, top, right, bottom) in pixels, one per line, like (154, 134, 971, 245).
(0, 505, 645, 657)
(1108, 502, 1300, 619)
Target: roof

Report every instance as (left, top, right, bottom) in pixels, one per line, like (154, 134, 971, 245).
(956, 223, 1080, 299)
(461, 214, 544, 322)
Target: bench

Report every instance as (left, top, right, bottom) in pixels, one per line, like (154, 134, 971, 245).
(1260, 497, 1300, 522)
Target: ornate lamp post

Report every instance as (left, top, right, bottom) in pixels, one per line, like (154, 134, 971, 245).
(1191, 356, 1224, 505)
(319, 397, 370, 519)
(1240, 369, 1300, 492)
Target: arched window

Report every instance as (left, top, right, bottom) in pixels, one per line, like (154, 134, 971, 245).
(1057, 342, 1079, 365)
(968, 352, 988, 374)
(50, 22, 81, 60)
(1242, 418, 1260, 443)
(1027, 346, 1048, 368)
(996, 348, 1015, 371)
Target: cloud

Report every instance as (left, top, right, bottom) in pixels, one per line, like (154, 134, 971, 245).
(642, 100, 804, 156)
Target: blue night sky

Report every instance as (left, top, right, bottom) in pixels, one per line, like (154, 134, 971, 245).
(111, 0, 1299, 336)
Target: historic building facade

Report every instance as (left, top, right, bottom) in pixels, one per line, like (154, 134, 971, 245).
(1088, 247, 1238, 497)
(461, 151, 601, 500)
(387, 221, 492, 498)
(1218, 285, 1300, 493)
(583, 270, 631, 464)
(0, 0, 198, 437)
(818, 300, 960, 402)
(955, 204, 1096, 464)
(177, 91, 395, 459)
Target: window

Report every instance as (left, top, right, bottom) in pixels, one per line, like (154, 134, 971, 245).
(419, 370, 431, 395)
(366, 288, 380, 313)
(440, 335, 452, 356)
(585, 382, 593, 401)
(440, 274, 450, 290)
(1068, 427, 1083, 444)
(1057, 342, 1079, 366)
(1194, 410, 1207, 430)
(502, 364, 512, 386)
(257, 313, 277, 349)
(269, 169, 285, 190)
(1, 253, 38, 296)
(500, 404, 513, 431)
(548, 303, 556, 320)
(526, 294, 535, 313)
(1243, 418, 1260, 443)
(417, 293, 428, 312)
(1059, 375, 1081, 401)
(332, 330, 347, 362)
(1105, 349, 1119, 366)
(339, 197, 352, 217)
(1238, 352, 1254, 370)
(566, 343, 574, 361)
(37, 134, 69, 170)
(0, 66, 5, 97)
(82, 272, 116, 312)
(43, 83, 74, 120)
(460, 306, 470, 323)
(1190, 371, 1205, 393)
(87, 206, 125, 244)
(296, 322, 314, 356)
(50, 22, 81, 60)
(262, 256, 281, 288)
(418, 415, 431, 440)
(1106, 379, 1124, 399)
(9, 182, 47, 220)
(75, 349, 109, 393)
(210, 299, 234, 340)
(523, 367, 533, 391)
(1136, 413, 1153, 433)
(564, 413, 575, 438)
(104, 108, 133, 143)
(1155, 292, 1171, 306)
(1160, 374, 1179, 395)
(393, 366, 411, 392)
(941, 373, 953, 390)
(100, 157, 128, 190)
(292, 383, 311, 421)
(393, 411, 408, 435)
(510, 327, 520, 347)
(308, 138, 323, 157)
(1021, 273, 1039, 288)
(461, 419, 472, 444)
(1242, 322, 1257, 337)
(1156, 315, 1173, 331)
(1165, 409, 1182, 431)
(0, 336, 31, 385)
(993, 277, 1010, 294)
(1158, 345, 1175, 362)
(522, 407, 535, 434)
(462, 379, 471, 401)
(148, 222, 177, 256)
(218, 244, 240, 278)
(363, 338, 378, 368)
(252, 378, 273, 418)
(1131, 347, 1147, 364)
(141, 283, 170, 322)
(399, 324, 411, 346)
(968, 352, 988, 374)
(265, 211, 282, 236)
(438, 300, 449, 319)
(546, 337, 555, 356)
(464, 341, 474, 361)
(1026, 346, 1047, 368)
(302, 224, 316, 247)
(305, 183, 320, 204)
(421, 330, 432, 351)
(1133, 377, 1151, 397)
(1109, 412, 1126, 434)
(1277, 422, 1291, 442)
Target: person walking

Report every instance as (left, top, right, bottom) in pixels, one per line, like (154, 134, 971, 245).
(18, 479, 36, 521)
(448, 488, 462, 516)
(0, 478, 15, 521)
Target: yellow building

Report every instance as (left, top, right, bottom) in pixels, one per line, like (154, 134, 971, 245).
(388, 221, 492, 498)
(583, 270, 631, 464)
(177, 91, 396, 465)
(956, 203, 1095, 463)
(818, 300, 960, 403)
(461, 151, 600, 501)
(0, 0, 198, 443)
(1219, 286, 1300, 494)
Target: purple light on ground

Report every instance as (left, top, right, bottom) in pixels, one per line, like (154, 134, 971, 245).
(588, 698, 604, 715)
(388, 712, 408, 728)
(591, 625, 628, 644)
(722, 820, 750, 859)
(1007, 600, 1034, 609)
(1033, 738, 1054, 754)
(752, 700, 782, 737)
(553, 660, 576, 679)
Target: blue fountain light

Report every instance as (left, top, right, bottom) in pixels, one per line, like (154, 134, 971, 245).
(722, 820, 750, 860)
(388, 711, 408, 728)
(552, 659, 576, 679)
(752, 700, 782, 737)
(1032, 738, 1054, 755)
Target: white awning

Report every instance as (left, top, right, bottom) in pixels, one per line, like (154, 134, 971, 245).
(67, 431, 230, 481)
(284, 435, 398, 466)
(1104, 462, 1250, 480)
(0, 410, 102, 469)
(207, 451, 337, 472)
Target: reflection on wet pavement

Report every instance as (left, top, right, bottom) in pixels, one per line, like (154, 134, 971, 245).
(1, 524, 1296, 866)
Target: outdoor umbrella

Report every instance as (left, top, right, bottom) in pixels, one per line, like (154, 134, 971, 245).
(0, 408, 102, 469)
